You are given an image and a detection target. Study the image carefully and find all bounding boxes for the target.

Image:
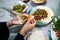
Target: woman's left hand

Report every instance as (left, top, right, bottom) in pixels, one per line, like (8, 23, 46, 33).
(7, 16, 20, 27)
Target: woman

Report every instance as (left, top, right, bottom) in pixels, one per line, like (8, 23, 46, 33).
(0, 17, 36, 40)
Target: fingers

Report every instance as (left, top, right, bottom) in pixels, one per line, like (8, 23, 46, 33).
(27, 15, 34, 21)
(27, 15, 36, 24)
(31, 19, 36, 25)
(13, 21, 20, 24)
(30, 19, 36, 24)
(33, 19, 36, 24)
(13, 16, 18, 20)
(27, 18, 36, 26)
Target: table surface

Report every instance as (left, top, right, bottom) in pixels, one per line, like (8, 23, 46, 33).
(0, 0, 60, 40)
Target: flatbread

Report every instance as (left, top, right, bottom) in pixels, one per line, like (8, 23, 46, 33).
(17, 13, 28, 24)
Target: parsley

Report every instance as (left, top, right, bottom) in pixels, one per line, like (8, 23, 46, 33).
(52, 16, 60, 31)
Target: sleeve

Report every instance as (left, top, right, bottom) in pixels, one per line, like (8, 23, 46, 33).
(0, 22, 9, 40)
(14, 33, 24, 40)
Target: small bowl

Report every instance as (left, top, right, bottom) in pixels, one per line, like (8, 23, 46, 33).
(32, 0, 46, 4)
(10, 1, 28, 14)
(22, 0, 30, 3)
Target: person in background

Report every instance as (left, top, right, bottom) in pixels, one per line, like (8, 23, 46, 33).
(0, 16, 36, 40)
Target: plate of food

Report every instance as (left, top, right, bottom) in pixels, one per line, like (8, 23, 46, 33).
(28, 6, 54, 26)
(17, 13, 34, 24)
(10, 1, 28, 14)
(32, 0, 46, 4)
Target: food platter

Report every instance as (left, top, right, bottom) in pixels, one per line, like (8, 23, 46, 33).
(10, 1, 28, 14)
(12, 5, 54, 26)
(8, 1, 54, 26)
(12, 1, 54, 26)
(9, 1, 54, 26)
(0, 0, 60, 40)
(28, 6, 54, 26)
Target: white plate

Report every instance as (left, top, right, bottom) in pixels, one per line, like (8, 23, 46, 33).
(29, 6, 54, 26)
(10, 1, 28, 14)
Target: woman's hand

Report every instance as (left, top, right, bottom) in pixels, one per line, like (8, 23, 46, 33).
(19, 17, 36, 36)
(7, 15, 36, 36)
(7, 17, 20, 27)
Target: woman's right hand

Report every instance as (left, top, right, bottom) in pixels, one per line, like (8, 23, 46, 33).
(19, 16, 36, 36)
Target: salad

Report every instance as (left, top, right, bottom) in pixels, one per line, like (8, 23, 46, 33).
(13, 4, 26, 13)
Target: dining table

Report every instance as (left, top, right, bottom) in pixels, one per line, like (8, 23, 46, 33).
(0, 0, 60, 40)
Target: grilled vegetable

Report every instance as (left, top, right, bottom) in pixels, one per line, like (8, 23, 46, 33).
(32, 9, 48, 20)
(13, 4, 26, 13)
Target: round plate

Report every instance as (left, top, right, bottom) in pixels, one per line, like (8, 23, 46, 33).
(10, 1, 28, 14)
(32, 0, 46, 4)
(28, 6, 54, 26)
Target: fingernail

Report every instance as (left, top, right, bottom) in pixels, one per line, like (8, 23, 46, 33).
(30, 20, 34, 24)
